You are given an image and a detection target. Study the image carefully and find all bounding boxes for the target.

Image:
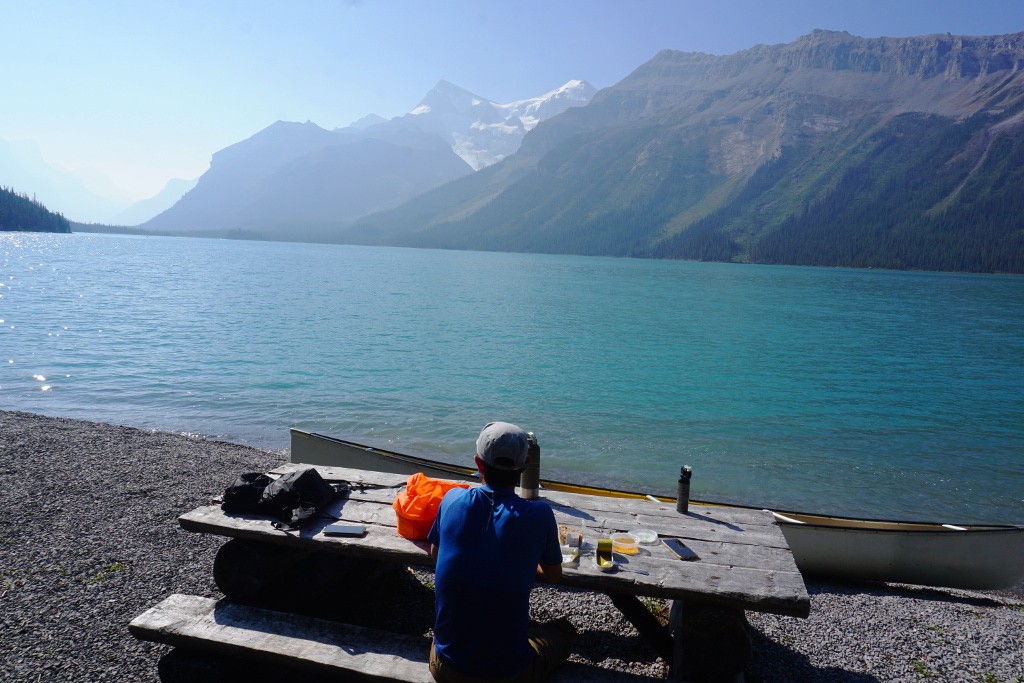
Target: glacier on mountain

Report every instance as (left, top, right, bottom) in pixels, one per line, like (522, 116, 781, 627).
(403, 79, 596, 169)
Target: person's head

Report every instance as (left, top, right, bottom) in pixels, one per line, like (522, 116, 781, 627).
(474, 421, 528, 489)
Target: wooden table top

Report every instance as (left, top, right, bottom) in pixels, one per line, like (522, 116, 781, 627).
(180, 464, 810, 618)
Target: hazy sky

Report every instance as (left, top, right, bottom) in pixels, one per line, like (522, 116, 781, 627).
(4, 0, 1024, 200)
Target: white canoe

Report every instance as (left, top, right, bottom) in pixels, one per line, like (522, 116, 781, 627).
(290, 428, 1024, 590)
(767, 510, 1023, 589)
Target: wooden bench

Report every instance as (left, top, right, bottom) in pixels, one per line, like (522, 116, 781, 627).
(131, 593, 664, 683)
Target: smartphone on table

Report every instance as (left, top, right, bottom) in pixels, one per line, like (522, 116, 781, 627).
(662, 538, 700, 561)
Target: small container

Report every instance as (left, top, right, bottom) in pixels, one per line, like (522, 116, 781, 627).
(560, 545, 579, 567)
(558, 524, 582, 547)
(610, 533, 639, 555)
(628, 529, 658, 545)
(595, 538, 616, 572)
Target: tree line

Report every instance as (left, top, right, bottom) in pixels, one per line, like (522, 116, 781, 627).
(748, 113, 1024, 273)
(0, 187, 71, 233)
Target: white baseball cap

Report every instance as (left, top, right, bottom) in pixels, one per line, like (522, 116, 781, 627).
(475, 421, 529, 470)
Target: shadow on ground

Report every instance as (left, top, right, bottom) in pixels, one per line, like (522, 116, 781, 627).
(807, 577, 1020, 608)
(746, 627, 880, 683)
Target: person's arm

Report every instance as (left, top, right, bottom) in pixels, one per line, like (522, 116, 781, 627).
(536, 507, 563, 583)
(537, 562, 562, 584)
(429, 543, 439, 560)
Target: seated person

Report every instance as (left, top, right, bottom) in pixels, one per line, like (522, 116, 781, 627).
(427, 421, 576, 682)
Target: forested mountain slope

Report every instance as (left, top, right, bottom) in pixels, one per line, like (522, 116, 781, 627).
(346, 30, 1024, 273)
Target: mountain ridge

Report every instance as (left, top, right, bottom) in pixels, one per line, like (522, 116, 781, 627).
(141, 79, 594, 236)
(339, 30, 1024, 273)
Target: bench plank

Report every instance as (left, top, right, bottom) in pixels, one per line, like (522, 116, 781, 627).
(131, 594, 663, 683)
(130, 594, 432, 682)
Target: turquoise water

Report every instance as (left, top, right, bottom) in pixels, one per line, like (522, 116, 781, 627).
(2, 232, 1022, 523)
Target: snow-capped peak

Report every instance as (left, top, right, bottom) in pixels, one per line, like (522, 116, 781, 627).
(410, 80, 489, 118)
(398, 79, 596, 170)
(502, 79, 598, 131)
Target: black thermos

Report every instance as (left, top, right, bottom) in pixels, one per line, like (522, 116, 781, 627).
(676, 465, 692, 514)
(521, 432, 540, 500)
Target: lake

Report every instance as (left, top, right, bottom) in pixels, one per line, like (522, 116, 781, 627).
(1, 232, 1021, 523)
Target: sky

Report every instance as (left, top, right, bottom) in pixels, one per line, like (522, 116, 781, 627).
(4, 0, 1024, 202)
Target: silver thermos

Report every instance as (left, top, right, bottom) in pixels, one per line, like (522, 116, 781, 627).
(521, 432, 540, 499)
(676, 465, 692, 514)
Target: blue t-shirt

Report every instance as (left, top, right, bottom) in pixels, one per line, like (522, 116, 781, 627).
(427, 484, 562, 679)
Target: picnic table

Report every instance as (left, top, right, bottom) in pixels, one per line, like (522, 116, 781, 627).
(131, 463, 810, 682)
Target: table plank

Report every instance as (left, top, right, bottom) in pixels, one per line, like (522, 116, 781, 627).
(180, 504, 434, 565)
(543, 489, 779, 528)
(565, 558, 810, 615)
(550, 507, 791, 551)
(269, 463, 413, 488)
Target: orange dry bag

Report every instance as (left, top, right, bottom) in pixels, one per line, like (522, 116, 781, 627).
(392, 472, 470, 541)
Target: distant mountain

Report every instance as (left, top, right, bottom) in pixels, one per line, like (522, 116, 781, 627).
(0, 186, 71, 233)
(0, 138, 129, 223)
(142, 121, 473, 239)
(108, 177, 198, 226)
(349, 114, 387, 129)
(143, 121, 345, 234)
(141, 80, 595, 239)
(344, 31, 1024, 273)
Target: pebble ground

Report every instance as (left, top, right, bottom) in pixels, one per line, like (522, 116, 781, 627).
(1, 410, 1021, 682)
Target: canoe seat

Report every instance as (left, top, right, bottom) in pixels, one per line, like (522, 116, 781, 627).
(130, 594, 663, 682)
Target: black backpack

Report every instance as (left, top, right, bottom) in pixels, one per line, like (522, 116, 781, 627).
(222, 472, 274, 512)
(221, 468, 345, 530)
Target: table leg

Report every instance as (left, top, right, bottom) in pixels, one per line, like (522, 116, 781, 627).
(605, 592, 674, 662)
(668, 600, 750, 682)
(213, 538, 313, 600)
(212, 538, 401, 618)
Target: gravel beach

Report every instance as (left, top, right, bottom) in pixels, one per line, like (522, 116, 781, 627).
(1, 410, 1021, 682)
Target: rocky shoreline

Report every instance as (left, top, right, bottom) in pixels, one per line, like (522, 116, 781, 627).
(1, 410, 1021, 682)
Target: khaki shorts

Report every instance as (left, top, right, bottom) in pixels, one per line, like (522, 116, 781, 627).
(429, 619, 577, 683)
